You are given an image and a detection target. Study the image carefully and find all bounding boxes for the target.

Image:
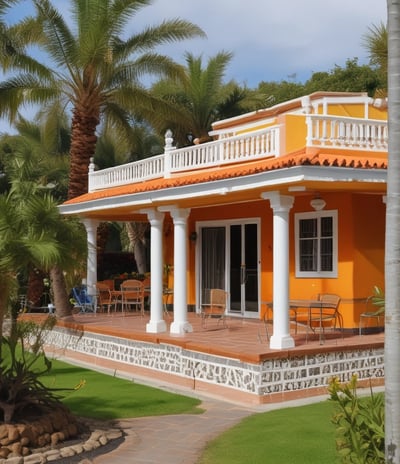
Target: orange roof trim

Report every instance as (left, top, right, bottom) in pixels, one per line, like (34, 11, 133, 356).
(64, 151, 387, 205)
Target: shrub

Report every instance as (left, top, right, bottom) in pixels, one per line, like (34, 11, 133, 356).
(0, 316, 70, 423)
(328, 375, 384, 463)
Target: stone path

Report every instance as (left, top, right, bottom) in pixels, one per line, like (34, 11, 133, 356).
(92, 398, 254, 464)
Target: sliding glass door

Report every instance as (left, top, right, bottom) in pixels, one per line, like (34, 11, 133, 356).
(199, 220, 260, 318)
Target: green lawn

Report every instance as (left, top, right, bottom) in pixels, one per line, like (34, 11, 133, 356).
(197, 400, 339, 464)
(40, 358, 203, 419)
(41, 358, 339, 463)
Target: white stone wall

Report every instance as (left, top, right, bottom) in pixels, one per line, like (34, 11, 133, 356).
(45, 328, 384, 399)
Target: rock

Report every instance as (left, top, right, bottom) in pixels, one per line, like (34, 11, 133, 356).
(8, 442, 22, 455)
(0, 426, 8, 440)
(107, 430, 123, 440)
(7, 427, 19, 443)
(4, 457, 23, 464)
(70, 443, 84, 454)
(0, 447, 10, 459)
(99, 435, 108, 445)
(60, 447, 76, 458)
(22, 453, 44, 464)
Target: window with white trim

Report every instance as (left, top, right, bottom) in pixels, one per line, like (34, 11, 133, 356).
(295, 210, 338, 278)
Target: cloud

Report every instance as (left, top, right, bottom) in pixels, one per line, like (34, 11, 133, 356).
(0, 0, 387, 133)
(134, 0, 387, 84)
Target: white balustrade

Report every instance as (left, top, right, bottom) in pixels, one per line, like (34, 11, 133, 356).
(89, 126, 279, 191)
(88, 115, 387, 192)
(306, 115, 388, 151)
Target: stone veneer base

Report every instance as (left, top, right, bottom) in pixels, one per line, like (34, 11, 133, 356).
(43, 326, 385, 405)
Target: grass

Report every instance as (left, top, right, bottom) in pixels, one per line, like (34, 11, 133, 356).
(197, 400, 339, 464)
(40, 358, 203, 419)
(38, 357, 340, 462)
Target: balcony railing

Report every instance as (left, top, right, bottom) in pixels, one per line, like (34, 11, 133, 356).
(306, 115, 388, 151)
(88, 126, 279, 192)
(88, 115, 388, 192)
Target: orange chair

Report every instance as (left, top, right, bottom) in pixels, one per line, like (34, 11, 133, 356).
(96, 282, 115, 314)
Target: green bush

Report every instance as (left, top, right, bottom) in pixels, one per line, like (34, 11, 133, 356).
(0, 316, 72, 423)
(328, 375, 384, 463)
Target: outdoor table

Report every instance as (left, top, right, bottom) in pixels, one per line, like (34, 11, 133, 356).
(289, 299, 329, 344)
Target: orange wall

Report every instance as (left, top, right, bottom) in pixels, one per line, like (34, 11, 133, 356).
(167, 192, 385, 328)
(289, 193, 385, 328)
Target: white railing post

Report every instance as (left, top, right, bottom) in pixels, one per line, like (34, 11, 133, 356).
(305, 116, 313, 146)
(88, 157, 95, 192)
(164, 129, 174, 179)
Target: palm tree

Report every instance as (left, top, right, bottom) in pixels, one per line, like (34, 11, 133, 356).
(363, 22, 388, 78)
(151, 51, 266, 146)
(385, 2, 400, 461)
(0, 0, 205, 199)
(0, 190, 59, 334)
(0, 126, 86, 318)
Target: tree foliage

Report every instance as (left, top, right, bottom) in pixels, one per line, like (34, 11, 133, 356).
(0, 0, 205, 199)
(152, 52, 267, 146)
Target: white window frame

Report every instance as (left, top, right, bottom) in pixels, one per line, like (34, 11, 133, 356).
(294, 210, 338, 278)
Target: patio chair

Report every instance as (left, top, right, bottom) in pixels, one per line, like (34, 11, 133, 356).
(308, 293, 343, 340)
(120, 279, 145, 315)
(201, 288, 228, 328)
(359, 295, 385, 335)
(72, 286, 96, 313)
(96, 282, 115, 314)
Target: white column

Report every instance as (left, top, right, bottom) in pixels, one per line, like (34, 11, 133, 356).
(141, 209, 167, 333)
(82, 218, 100, 296)
(262, 192, 295, 349)
(169, 207, 192, 334)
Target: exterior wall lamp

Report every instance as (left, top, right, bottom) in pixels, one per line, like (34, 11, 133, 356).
(310, 197, 326, 211)
(189, 231, 197, 242)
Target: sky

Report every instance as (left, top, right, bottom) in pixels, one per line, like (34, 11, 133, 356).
(0, 0, 387, 133)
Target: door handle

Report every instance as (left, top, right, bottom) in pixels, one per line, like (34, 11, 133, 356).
(240, 265, 246, 285)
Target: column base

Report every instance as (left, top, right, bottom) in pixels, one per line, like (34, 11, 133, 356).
(146, 319, 167, 333)
(269, 334, 295, 349)
(170, 321, 193, 335)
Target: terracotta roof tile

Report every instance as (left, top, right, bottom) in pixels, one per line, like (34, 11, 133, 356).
(64, 151, 387, 205)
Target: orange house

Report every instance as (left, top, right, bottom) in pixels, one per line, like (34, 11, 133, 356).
(60, 91, 387, 350)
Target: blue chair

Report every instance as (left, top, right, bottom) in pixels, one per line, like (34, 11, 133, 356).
(72, 286, 96, 313)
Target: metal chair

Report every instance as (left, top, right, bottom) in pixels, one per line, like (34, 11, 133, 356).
(72, 286, 96, 313)
(359, 295, 385, 335)
(201, 289, 228, 328)
(120, 279, 145, 315)
(309, 293, 343, 341)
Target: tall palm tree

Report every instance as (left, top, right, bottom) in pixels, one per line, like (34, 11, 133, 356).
(0, 0, 205, 199)
(151, 51, 266, 146)
(385, 2, 400, 461)
(363, 22, 388, 77)
(362, 22, 388, 97)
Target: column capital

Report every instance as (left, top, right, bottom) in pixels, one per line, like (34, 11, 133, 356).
(159, 206, 190, 222)
(261, 191, 294, 212)
(81, 218, 100, 230)
(140, 208, 165, 223)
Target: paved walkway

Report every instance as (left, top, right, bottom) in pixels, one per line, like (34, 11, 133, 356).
(92, 398, 254, 464)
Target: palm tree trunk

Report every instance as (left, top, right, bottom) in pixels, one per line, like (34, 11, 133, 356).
(125, 222, 149, 274)
(68, 106, 99, 200)
(385, 1, 400, 461)
(0, 275, 13, 341)
(50, 266, 71, 318)
(27, 268, 46, 307)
